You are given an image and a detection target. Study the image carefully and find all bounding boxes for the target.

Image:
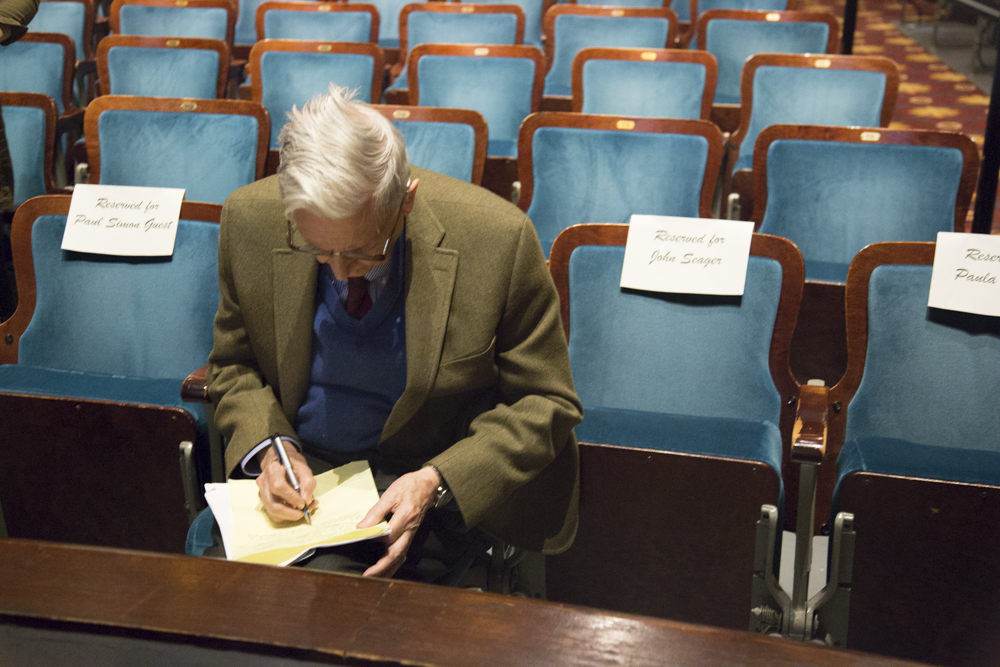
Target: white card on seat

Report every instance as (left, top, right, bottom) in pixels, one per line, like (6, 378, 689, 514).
(928, 231, 1000, 317)
(620, 215, 754, 296)
(61, 184, 185, 256)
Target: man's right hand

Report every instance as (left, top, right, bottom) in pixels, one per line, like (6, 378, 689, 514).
(256, 445, 317, 522)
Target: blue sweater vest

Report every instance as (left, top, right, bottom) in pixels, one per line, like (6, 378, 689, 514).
(295, 238, 407, 453)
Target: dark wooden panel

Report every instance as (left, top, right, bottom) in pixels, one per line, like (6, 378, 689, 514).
(0, 539, 920, 666)
(546, 442, 780, 630)
(839, 473, 1000, 667)
(0, 394, 194, 553)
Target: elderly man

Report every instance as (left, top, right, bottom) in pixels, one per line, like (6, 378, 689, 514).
(207, 86, 581, 582)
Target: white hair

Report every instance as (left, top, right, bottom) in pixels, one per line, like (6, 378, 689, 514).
(277, 85, 410, 230)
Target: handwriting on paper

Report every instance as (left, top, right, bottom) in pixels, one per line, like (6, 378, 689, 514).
(929, 232, 1000, 317)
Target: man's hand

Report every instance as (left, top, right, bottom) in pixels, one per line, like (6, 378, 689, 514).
(356, 466, 440, 578)
(256, 445, 317, 522)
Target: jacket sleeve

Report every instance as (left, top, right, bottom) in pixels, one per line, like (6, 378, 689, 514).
(206, 200, 298, 476)
(426, 215, 583, 551)
(0, 0, 40, 45)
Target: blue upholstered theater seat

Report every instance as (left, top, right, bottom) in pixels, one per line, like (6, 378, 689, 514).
(543, 8, 674, 98)
(376, 105, 487, 183)
(458, 0, 546, 49)
(116, 3, 230, 42)
(410, 45, 542, 158)
(100, 38, 227, 99)
(355, 0, 408, 47)
(259, 4, 375, 42)
(0, 209, 220, 457)
(87, 96, 267, 205)
(0, 93, 56, 207)
(575, 48, 715, 119)
(837, 262, 1000, 490)
(28, 0, 89, 62)
(699, 15, 833, 103)
(730, 53, 896, 176)
(0, 36, 71, 114)
(518, 113, 722, 256)
(250, 42, 383, 148)
(386, 6, 523, 94)
(755, 127, 975, 282)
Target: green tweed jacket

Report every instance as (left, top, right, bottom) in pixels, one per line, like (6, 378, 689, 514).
(207, 168, 582, 554)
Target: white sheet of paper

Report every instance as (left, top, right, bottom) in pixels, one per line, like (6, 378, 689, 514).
(228, 460, 389, 565)
(204, 483, 234, 558)
(61, 184, 185, 256)
(928, 232, 1000, 317)
(620, 216, 754, 296)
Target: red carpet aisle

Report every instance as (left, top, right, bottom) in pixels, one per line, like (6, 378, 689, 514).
(802, 0, 1000, 231)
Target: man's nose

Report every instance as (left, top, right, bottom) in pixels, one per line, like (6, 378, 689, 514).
(325, 254, 354, 281)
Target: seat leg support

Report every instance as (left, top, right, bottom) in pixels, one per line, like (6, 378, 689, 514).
(179, 441, 200, 524)
(809, 512, 855, 648)
(750, 504, 789, 634)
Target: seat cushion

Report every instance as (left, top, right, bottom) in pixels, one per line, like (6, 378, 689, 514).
(576, 406, 783, 481)
(0, 365, 207, 435)
(837, 435, 1000, 492)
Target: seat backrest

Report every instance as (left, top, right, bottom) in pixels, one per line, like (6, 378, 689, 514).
(400, 3, 525, 57)
(96, 35, 229, 98)
(110, 0, 236, 46)
(84, 96, 269, 204)
(549, 224, 801, 425)
(27, 0, 95, 61)
(543, 6, 677, 98)
(408, 43, 544, 158)
(373, 104, 488, 184)
(833, 243, 1000, 454)
(350, 0, 408, 47)
(696, 10, 838, 102)
(688, 0, 791, 25)
(754, 125, 979, 283)
(250, 40, 384, 148)
(0, 32, 75, 114)
(256, 1, 379, 43)
(730, 52, 899, 174)
(572, 46, 717, 119)
(0, 92, 57, 208)
(450, 0, 551, 49)
(2, 196, 222, 380)
(518, 112, 723, 255)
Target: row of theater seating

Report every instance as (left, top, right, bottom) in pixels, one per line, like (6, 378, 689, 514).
(1, 80, 978, 282)
(1, 192, 997, 664)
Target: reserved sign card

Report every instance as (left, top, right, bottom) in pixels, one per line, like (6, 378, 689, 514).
(61, 184, 185, 256)
(620, 216, 754, 295)
(928, 231, 1000, 317)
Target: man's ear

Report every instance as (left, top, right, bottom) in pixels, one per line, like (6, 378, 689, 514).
(402, 178, 420, 216)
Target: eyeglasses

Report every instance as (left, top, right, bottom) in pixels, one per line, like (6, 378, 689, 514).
(286, 185, 409, 262)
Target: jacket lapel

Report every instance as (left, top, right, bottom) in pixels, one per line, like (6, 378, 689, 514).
(382, 198, 456, 441)
(272, 248, 317, 423)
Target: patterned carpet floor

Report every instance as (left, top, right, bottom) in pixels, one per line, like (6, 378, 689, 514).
(802, 0, 999, 231)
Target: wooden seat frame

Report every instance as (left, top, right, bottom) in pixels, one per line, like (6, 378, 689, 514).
(0, 92, 61, 199)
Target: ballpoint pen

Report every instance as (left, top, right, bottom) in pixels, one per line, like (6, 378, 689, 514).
(269, 433, 312, 524)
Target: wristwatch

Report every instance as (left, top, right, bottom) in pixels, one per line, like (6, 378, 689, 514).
(432, 468, 453, 509)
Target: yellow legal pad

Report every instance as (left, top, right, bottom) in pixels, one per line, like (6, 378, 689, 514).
(213, 460, 389, 566)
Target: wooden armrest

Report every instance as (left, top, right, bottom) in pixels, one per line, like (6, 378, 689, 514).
(56, 109, 85, 135)
(790, 383, 828, 465)
(76, 59, 97, 77)
(94, 16, 110, 42)
(181, 364, 210, 403)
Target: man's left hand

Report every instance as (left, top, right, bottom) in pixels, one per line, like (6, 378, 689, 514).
(356, 466, 440, 578)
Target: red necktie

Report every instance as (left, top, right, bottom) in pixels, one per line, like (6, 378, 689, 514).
(345, 277, 372, 319)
